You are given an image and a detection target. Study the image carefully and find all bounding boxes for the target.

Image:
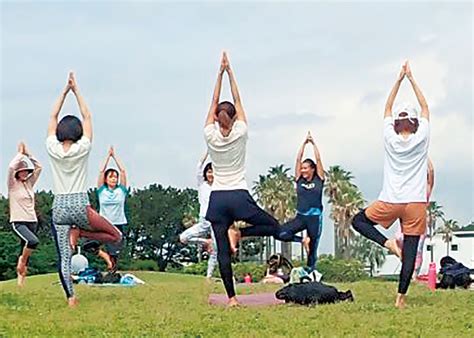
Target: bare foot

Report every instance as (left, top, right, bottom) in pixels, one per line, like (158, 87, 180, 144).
(227, 297, 240, 308)
(385, 239, 402, 259)
(17, 272, 26, 288)
(395, 293, 406, 309)
(68, 296, 79, 308)
(228, 228, 241, 254)
(302, 237, 310, 254)
(69, 227, 80, 250)
(16, 256, 27, 287)
(205, 238, 213, 253)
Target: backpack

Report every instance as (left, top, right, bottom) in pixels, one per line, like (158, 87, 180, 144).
(437, 256, 473, 289)
(267, 254, 293, 275)
(102, 272, 122, 284)
(289, 267, 322, 284)
(76, 267, 101, 284)
(276, 281, 354, 306)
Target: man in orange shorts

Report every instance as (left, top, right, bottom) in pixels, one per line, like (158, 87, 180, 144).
(351, 61, 430, 309)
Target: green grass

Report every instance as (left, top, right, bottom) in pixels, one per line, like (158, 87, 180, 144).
(0, 272, 473, 337)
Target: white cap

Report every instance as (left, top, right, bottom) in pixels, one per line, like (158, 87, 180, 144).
(394, 102, 418, 122)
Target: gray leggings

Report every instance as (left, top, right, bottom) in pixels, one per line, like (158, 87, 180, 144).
(52, 193, 90, 299)
(52, 193, 122, 298)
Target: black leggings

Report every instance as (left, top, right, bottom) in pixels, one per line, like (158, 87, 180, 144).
(352, 210, 420, 295)
(279, 214, 322, 271)
(206, 190, 295, 298)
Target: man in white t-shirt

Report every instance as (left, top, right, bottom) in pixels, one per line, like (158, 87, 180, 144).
(204, 52, 288, 307)
(351, 61, 430, 309)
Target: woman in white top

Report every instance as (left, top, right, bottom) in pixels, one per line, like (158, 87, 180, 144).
(179, 152, 217, 278)
(351, 61, 430, 309)
(204, 53, 293, 306)
(46, 72, 122, 307)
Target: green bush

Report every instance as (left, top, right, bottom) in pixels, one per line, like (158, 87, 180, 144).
(232, 262, 266, 282)
(0, 232, 58, 281)
(313, 254, 368, 282)
(126, 259, 159, 271)
(175, 260, 266, 282)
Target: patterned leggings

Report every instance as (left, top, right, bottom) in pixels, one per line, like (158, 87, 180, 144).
(52, 193, 121, 298)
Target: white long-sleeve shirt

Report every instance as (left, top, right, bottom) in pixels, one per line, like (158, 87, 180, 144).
(196, 160, 212, 218)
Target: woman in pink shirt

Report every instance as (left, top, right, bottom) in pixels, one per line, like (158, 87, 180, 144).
(7, 142, 42, 287)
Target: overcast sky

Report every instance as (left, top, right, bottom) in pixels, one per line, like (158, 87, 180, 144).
(1, 1, 472, 254)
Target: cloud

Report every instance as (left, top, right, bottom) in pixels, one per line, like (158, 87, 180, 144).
(1, 2, 472, 255)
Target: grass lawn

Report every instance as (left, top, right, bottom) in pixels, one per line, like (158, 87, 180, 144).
(0, 272, 473, 337)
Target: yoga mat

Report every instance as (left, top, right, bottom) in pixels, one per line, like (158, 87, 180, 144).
(208, 292, 284, 306)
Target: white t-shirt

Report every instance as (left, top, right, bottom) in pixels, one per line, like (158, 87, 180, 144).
(196, 161, 212, 218)
(204, 120, 248, 191)
(379, 117, 430, 203)
(46, 135, 91, 194)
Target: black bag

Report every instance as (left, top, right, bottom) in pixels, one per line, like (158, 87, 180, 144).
(275, 281, 354, 306)
(101, 272, 122, 284)
(437, 256, 472, 289)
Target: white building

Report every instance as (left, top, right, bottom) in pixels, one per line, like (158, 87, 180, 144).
(378, 222, 474, 276)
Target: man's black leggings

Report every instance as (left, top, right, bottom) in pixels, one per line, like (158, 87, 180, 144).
(206, 189, 296, 298)
(351, 210, 420, 295)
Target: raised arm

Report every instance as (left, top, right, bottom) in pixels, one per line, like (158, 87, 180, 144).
(69, 72, 93, 140)
(205, 54, 226, 126)
(199, 151, 209, 166)
(111, 146, 127, 187)
(427, 158, 434, 201)
(384, 63, 406, 118)
(225, 53, 247, 123)
(295, 133, 309, 180)
(97, 147, 113, 187)
(307, 133, 325, 180)
(22, 143, 42, 185)
(196, 151, 208, 186)
(47, 74, 71, 137)
(7, 145, 24, 187)
(405, 62, 430, 121)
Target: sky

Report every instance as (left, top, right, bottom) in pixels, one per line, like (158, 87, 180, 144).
(1, 1, 472, 255)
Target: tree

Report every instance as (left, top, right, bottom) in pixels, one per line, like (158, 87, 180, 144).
(127, 184, 198, 271)
(253, 165, 296, 259)
(427, 201, 444, 262)
(352, 234, 386, 277)
(324, 166, 364, 259)
(437, 218, 460, 256)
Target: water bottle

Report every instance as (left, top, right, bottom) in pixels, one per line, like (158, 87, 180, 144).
(428, 262, 437, 291)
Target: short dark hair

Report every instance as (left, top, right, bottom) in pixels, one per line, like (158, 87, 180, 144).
(203, 163, 213, 182)
(104, 168, 119, 186)
(56, 115, 83, 142)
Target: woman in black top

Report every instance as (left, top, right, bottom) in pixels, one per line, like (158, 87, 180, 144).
(279, 132, 325, 272)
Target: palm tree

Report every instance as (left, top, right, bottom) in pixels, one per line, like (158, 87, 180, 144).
(352, 234, 386, 277)
(324, 166, 364, 259)
(427, 202, 444, 262)
(253, 165, 296, 259)
(438, 218, 460, 256)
